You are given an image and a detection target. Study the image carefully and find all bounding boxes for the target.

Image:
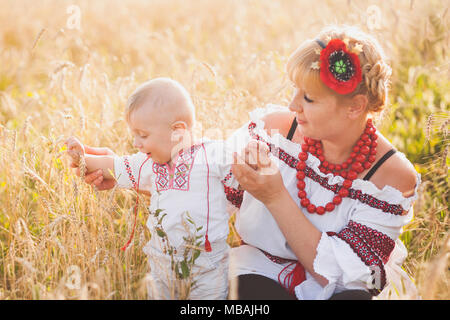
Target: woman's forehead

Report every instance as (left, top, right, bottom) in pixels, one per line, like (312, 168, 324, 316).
(296, 75, 326, 96)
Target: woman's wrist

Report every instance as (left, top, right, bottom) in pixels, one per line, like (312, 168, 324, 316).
(264, 187, 291, 212)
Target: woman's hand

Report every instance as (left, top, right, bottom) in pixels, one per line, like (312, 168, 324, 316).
(233, 140, 328, 286)
(231, 140, 288, 206)
(71, 145, 117, 191)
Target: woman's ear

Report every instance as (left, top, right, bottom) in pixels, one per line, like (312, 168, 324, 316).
(347, 94, 368, 120)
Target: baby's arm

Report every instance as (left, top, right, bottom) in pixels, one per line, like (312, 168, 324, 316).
(65, 137, 115, 180)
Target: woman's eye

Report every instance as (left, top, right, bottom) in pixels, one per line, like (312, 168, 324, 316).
(304, 94, 313, 103)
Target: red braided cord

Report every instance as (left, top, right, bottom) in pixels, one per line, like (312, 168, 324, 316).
(121, 154, 152, 251)
(201, 143, 212, 252)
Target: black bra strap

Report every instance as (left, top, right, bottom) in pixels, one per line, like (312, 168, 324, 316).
(286, 117, 298, 141)
(363, 149, 396, 181)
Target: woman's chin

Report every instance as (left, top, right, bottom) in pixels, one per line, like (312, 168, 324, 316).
(296, 124, 308, 138)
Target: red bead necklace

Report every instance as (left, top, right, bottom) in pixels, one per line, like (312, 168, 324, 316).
(296, 119, 378, 215)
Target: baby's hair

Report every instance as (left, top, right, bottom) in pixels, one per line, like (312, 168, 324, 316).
(125, 77, 196, 128)
(287, 25, 392, 114)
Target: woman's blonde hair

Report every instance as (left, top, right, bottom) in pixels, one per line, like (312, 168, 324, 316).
(287, 25, 392, 114)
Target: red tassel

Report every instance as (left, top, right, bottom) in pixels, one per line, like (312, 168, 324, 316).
(204, 235, 212, 252)
(278, 262, 306, 295)
(287, 263, 306, 294)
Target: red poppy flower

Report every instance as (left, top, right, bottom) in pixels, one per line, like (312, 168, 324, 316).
(319, 39, 362, 95)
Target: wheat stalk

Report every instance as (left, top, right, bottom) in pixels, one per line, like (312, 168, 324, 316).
(31, 28, 46, 52)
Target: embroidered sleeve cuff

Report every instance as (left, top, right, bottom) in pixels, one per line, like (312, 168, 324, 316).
(113, 155, 134, 189)
(113, 153, 153, 191)
(313, 231, 380, 296)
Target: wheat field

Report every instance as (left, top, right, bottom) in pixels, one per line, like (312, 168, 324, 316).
(0, 0, 448, 300)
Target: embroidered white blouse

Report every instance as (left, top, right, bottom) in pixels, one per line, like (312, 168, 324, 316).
(113, 140, 239, 251)
(228, 104, 422, 300)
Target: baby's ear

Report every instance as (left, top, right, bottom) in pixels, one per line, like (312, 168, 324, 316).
(171, 121, 188, 131)
(170, 121, 189, 143)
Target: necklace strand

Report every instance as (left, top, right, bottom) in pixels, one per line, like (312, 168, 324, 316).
(296, 119, 377, 215)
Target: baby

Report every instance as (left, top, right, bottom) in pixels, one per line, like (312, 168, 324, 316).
(65, 78, 241, 299)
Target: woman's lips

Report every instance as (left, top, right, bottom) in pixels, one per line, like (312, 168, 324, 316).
(296, 116, 307, 125)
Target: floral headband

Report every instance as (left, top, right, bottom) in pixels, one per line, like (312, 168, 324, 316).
(312, 38, 363, 95)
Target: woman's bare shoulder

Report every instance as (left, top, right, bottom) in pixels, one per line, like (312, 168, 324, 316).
(261, 110, 296, 137)
(382, 155, 418, 198)
(370, 140, 419, 200)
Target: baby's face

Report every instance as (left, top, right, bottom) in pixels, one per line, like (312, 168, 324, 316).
(128, 105, 174, 164)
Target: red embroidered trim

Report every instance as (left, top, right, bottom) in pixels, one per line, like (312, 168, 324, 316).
(223, 185, 244, 208)
(347, 220, 395, 264)
(260, 248, 297, 265)
(152, 163, 170, 190)
(124, 157, 137, 189)
(327, 220, 394, 296)
(221, 171, 233, 184)
(152, 145, 200, 192)
(241, 241, 306, 295)
(260, 248, 306, 295)
(221, 171, 244, 208)
(248, 122, 404, 215)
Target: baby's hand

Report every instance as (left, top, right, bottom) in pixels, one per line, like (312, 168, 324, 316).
(65, 136, 85, 165)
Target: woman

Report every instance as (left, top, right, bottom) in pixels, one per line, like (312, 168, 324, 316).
(228, 25, 420, 300)
(76, 25, 421, 300)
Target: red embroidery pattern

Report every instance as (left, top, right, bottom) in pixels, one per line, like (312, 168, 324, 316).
(248, 122, 404, 215)
(221, 171, 233, 184)
(152, 163, 170, 190)
(327, 220, 394, 296)
(221, 170, 244, 208)
(173, 162, 190, 190)
(347, 220, 395, 264)
(240, 240, 306, 295)
(124, 157, 137, 189)
(261, 248, 297, 265)
(223, 185, 244, 208)
(152, 145, 200, 192)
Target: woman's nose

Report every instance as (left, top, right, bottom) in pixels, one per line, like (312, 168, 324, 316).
(288, 100, 303, 113)
(288, 91, 303, 113)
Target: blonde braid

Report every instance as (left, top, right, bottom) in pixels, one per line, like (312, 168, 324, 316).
(362, 60, 392, 112)
(319, 25, 393, 113)
(287, 25, 393, 116)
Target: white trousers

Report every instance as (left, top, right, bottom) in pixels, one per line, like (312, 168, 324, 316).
(144, 240, 229, 300)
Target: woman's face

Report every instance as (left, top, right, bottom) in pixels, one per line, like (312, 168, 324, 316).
(288, 81, 349, 141)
